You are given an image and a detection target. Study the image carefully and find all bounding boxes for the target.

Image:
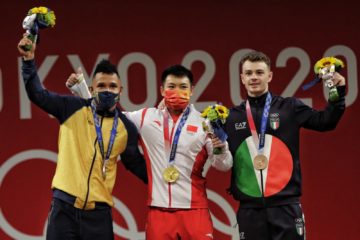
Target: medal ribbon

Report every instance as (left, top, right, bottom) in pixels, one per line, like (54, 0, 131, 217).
(245, 93, 272, 154)
(163, 107, 191, 165)
(91, 101, 119, 178)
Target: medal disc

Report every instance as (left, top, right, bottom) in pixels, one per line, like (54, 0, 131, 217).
(102, 164, 107, 180)
(253, 154, 268, 170)
(163, 166, 180, 183)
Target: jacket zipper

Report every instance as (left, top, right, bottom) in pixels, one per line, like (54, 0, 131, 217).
(254, 100, 266, 205)
(83, 116, 104, 209)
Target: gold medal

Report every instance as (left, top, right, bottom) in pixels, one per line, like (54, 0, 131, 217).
(163, 166, 180, 183)
(253, 154, 268, 170)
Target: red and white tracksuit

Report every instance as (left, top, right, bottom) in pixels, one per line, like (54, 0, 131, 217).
(126, 104, 232, 239)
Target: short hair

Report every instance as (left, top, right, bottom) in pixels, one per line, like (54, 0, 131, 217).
(92, 59, 120, 79)
(161, 64, 194, 85)
(240, 51, 271, 71)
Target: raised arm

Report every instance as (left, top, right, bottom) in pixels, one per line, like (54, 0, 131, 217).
(18, 35, 86, 123)
(295, 73, 346, 131)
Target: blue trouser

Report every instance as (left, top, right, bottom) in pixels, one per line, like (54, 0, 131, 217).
(46, 197, 114, 240)
(237, 204, 306, 240)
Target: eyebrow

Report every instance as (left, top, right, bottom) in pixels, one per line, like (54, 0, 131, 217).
(96, 81, 119, 86)
(244, 69, 264, 72)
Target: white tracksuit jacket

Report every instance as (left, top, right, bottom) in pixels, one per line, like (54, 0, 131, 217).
(126, 104, 233, 209)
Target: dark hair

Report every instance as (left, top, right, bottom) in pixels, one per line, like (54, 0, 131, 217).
(93, 59, 120, 79)
(240, 51, 271, 71)
(161, 64, 194, 85)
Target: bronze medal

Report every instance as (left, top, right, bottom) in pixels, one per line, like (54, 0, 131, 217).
(253, 154, 268, 170)
(163, 166, 180, 183)
(102, 163, 107, 180)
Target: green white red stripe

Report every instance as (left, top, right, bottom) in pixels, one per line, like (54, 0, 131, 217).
(234, 134, 293, 197)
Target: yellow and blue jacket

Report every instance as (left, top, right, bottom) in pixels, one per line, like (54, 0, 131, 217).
(22, 60, 147, 209)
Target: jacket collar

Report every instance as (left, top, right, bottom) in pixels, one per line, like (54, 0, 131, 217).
(234, 91, 270, 111)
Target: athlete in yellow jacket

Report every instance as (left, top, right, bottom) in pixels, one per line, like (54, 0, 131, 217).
(18, 35, 147, 240)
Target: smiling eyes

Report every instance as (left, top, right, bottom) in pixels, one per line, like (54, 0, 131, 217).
(244, 70, 265, 77)
(166, 84, 189, 90)
(96, 82, 119, 90)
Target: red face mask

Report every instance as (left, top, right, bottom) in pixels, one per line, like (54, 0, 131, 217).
(164, 89, 190, 111)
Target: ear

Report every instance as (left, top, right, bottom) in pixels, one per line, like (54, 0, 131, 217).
(268, 71, 273, 83)
(119, 86, 123, 96)
(90, 77, 97, 93)
(240, 74, 246, 85)
(160, 85, 165, 97)
(190, 85, 194, 97)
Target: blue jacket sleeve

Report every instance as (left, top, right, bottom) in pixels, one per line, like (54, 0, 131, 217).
(22, 59, 88, 124)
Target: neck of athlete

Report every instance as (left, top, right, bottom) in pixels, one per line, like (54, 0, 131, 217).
(167, 107, 183, 122)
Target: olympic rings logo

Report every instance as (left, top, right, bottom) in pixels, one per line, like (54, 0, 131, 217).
(0, 149, 239, 239)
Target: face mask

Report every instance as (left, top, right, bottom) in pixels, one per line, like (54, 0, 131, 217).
(164, 89, 190, 111)
(93, 91, 120, 111)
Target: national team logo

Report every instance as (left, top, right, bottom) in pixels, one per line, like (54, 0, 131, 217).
(295, 217, 305, 236)
(269, 113, 280, 130)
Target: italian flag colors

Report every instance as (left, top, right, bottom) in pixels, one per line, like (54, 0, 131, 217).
(234, 134, 293, 197)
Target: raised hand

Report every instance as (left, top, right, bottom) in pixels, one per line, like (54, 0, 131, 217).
(66, 67, 83, 89)
(17, 33, 36, 60)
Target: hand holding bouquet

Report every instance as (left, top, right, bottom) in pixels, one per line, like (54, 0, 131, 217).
(303, 56, 345, 102)
(314, 57, 345, 102)
(21, 6, 56, 51)
(201, 104, 229, 154)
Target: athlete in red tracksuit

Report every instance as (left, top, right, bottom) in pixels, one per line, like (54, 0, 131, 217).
(126, 65, 233, 240)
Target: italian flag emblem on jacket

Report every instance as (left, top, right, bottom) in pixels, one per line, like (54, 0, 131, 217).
(234, 134, 293, 197)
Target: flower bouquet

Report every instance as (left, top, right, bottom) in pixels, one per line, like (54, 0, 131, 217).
(201, 104, 229, 154)
(302, 57, 345, 102)
(21, 6, 56, 51)
(314, 57, 345, 102)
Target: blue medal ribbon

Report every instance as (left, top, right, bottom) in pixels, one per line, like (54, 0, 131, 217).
(302, 76, 321, 90)
(246, 93, 272, 154)
(91, 101, 119, 179)
(258, 93, 272, 153)
(166, 107, 191, 165)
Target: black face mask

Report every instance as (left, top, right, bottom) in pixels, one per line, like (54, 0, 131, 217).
(94, 91, 120, 111)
